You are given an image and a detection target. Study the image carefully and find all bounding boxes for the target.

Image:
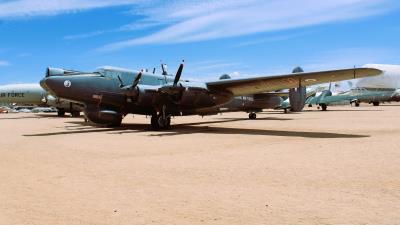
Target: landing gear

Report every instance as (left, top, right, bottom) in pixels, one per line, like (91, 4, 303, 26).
(151, 114, 171, 130)
(248, 112, 257, 120)
(372, 101, 380, 106)
(57, 108, 65, 117)
(320, 104, 327, 111)
(284, 108, 288, 114)
(70, 111, 80, 117)
(151, 106, 171, 130)
(355, 102, 360, 107)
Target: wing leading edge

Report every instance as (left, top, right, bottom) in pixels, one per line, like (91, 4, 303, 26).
(206, 68, 382, 96)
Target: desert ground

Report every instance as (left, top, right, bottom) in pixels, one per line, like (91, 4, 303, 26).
(0, 104, 400, 225)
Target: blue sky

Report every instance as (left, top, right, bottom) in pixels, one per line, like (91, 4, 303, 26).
(0, 0, 400, 84)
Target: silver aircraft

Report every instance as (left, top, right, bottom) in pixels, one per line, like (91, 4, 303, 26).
(40, 62, 381, 129)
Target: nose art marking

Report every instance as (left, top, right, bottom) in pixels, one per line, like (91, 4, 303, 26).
(64, 80, 72, 88)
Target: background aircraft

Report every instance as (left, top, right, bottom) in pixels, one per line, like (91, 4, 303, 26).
(0, 83, 81, 117)
(40, 63, 381, 130)
(306, 64, 400, 110)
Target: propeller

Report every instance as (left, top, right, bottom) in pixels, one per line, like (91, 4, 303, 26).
(161, 63, 168, 76)
(173, 60, 185, 87)
(119, 72, 143, 98)
(123, 71, 143, 89)
(131, 71, 143, 88)
(117, 75, 124, 88)
(118, 72, 143, 89)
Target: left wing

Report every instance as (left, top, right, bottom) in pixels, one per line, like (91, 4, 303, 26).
(206, 68, 382, 96)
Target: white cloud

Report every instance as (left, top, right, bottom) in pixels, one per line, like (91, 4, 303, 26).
(0, 60, 10, 66)
(0, 0, 397, 53)
(0, 0, 142, 18)
(98, 0, 397, 51)
(64, 20, 166, 40)
(234, 32, 311, 47)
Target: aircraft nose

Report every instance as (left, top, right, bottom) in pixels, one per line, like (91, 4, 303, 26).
(40, 76, 69, 96)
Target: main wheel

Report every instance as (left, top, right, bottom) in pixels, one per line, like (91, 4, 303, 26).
(57, 109, 66, 117)
(321, 104, 327, 111)
(158, 116, 171, 130)
(355, 102, 360, 107)
(70, 111, 80, 117)
(372, 102, 380, 106)
(151, 114, 159, 130)
(248, 113, 257, 120)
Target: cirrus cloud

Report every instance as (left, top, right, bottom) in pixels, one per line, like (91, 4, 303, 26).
(98, 0, 397, 51)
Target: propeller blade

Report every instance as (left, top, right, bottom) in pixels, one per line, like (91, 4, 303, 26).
(132, 72, 143, 88)
(161, 63, 168, 76)
(117, 75, 124, 88)
(46, 68, 50, 77)
(173, 61, 184, 86)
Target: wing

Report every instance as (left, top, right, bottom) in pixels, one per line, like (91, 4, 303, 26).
(206, 68, 382, 96)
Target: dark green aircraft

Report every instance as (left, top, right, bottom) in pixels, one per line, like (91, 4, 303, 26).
(40, 62, 381, 130)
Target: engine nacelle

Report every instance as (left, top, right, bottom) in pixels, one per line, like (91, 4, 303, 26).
(84, 108, 122, 126)
(289, 66, 306, 112)
(289, 87, 307, 112)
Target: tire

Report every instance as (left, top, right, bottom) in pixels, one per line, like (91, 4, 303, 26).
(321, 104, 327, 111)
(151, 115, 159, 130)
(248, 113, 257, 120)
(158, 116, 171, 130)
(355, 102, 360, 107)
(372, 102, 380, 106)
(70, 111, 80, 117)
(57, 109, 66, 117)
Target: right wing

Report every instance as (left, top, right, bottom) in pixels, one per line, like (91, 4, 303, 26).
(206, 68, 382, 96)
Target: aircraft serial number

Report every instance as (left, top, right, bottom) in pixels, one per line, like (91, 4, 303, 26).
(0, 93, 25, 98)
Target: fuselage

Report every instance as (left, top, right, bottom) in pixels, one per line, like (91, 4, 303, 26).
(356, 64, 400, 89)
(0, 83, 82, 115)
(0, 83, 46, 105)
(41, 66, 283, 119)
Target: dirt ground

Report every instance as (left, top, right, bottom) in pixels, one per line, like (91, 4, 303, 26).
(0, 104, 399, 225)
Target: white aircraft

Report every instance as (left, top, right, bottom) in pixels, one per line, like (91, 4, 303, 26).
(0, 83, 81, 116)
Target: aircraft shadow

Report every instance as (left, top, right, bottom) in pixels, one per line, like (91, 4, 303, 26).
(0, 114, 70, 120)
(0, 115, 41, 120)
(305, 109, 383, 112)
(24, 118, 368, 139)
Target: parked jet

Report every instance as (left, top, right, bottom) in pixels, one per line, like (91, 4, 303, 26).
(306, 64, 400, 110)
(0, 83, 81, 116)
(40, 63, 381, 129)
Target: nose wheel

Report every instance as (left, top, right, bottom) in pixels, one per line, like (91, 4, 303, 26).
(248, 112, 257, 120)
